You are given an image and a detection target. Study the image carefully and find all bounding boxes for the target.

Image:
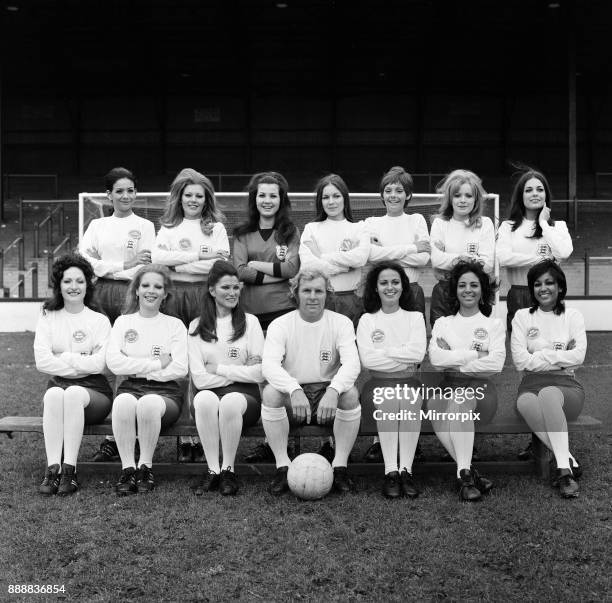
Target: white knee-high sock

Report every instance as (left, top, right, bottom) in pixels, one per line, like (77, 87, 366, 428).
(332, 407, 361, 468)
(62, 386, 89, 467)
(399, 395, 423, 474)
(261, 405, 291, 468)
(193, 390, 221, 473)
(112, 393, 138, 469)
(136, 394, 165, 468)
(376, 395, 399, 474)
(43, 387, 64, 467)
(538, 387, 570, 469)
(219, 393, 247, 472)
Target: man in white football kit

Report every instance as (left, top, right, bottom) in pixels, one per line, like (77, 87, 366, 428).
(261, 268, 361, 495)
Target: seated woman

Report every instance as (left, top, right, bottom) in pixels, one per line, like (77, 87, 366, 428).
(106, 265, 188, 495)
(34, 253, 112, 496)
(428, 260, 505, 501)
(357, 261, 426, 499)
(188, 261, 265, 496)
(511, 260, 586, 498)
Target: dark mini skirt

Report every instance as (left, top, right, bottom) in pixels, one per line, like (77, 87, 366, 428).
(190, 381, 261, 429)
(116, 377, 184, 407)
(517, 372, 584, 421)
(47, 374, 113, 400)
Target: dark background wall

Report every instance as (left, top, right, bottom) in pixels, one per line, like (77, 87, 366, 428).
(1, 0, 610, 197)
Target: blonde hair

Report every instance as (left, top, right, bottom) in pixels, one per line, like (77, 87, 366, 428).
(434, 169, 486, 228)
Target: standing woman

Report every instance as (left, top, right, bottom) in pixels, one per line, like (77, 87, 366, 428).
(497, 169, 573, 332)
(80, 167, 156, 463)
(357, 261, 426, 499)
(299, 173, 370, 327)
(364, 166, 431, 317)
(34, 253, 112, 495)
(233, 171, 300, 331)
(152, 168, 230, 327)
(188, 261, 265, 496)
(429, 169, 495, 328)
(80, 167, 155, 324)
(106, 265, 188, 495)
(428, 260, 505, 501)
(511, 260, 586, 498)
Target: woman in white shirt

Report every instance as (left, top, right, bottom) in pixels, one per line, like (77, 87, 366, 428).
(34, 253, 112, 496)
(429, 170, 495, 328)
(357, 261, 426, 499)
(188, 260, 265, 496)
(299, 173, 370, 328)
(152, 168, 230, 327)
(428, 260, 505, 501)
(498, 169, 573, 332)
(511, 260, 586, 498)
(106, 265, 188, 495)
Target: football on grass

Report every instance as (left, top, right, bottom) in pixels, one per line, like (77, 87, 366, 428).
(287, 453, 333, 500)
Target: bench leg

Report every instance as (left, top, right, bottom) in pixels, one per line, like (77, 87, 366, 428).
(532, 433, 553, 480)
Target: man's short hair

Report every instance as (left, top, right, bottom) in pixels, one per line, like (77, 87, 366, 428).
(288, 268, 334, 304)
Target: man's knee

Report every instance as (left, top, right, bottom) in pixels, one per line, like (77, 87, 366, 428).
(262, 385, 286, 408)
(338, 386, 360, 411)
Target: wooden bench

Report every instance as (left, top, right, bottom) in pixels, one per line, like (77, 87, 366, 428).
(0, 414, 602, 480)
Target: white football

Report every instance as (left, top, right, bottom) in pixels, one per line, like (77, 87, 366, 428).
(287, 453, 334, 500)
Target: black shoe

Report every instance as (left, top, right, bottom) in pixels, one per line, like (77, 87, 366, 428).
(556, 468, 579, 498)
(219, 468, 239, 496)
(363, 442, 383, 463)
(470, 465, 493, 494)
(39, 464, 60, 496)
(399, 469, 420, 499)
(332, 467, 355, 493)
(177, 442, 193, 463)
(192, 442, 205, 463)
(245, 442, 276, 463)
(268, 466, 289, 496)
(570, 457, 583, 480)
(57, 463, 79, 496)
(457, 469, 481, 502)
(414, 443, 425, 463)
(317, 441, 335, 463)
(136, 465, 155, 493)
(517, 441, 534, 461)
(382, 471, 402, 499)
(192, 470, 220, 495)
(115, 467, 137, 496)
(92, 438, 119, 462)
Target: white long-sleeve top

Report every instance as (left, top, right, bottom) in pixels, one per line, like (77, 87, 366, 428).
(80, 214, 156, 280)
(363, 213, 430, 283)
(188, 313, 265, 390)
(429, 312, 506, 377)
(357, 309, 426, 372)
(106, 312, 188, 381)
(497, 219, 573, 286)
(152, 220, 230, 282)
(510, 307, 586, 374)
(34, 306, 111, 378)
(430, 217, 495, 280)
(262, 309, 360, 395)
(299, 219, 370, 292)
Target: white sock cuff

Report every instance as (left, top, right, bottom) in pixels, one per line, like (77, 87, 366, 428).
(64, 385, 90, 408)
(137, 394, 165, 418)
(335, 407, 361, 422)
(261, 405, 288, 422)
(219, 392, 247, 415)
(43, 387, 64, 405)
(193, 390, 220, 410)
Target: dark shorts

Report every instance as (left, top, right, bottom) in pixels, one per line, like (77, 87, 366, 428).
(360, 375, 423, 433)
(516, 373, 584, 421)
(429, 280, 452, 328)
(115, 377, 184, 427)
(426, 374, 498, 426)
(46, 374, 113, 424)
(93, 278, 129, 325)
(190, 381, 261, 430)
(506, 285, 531, 332)
(171, 280, 207, 327)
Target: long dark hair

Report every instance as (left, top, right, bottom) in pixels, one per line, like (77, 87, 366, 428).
(527, 259, 566, 315)
(313, 174, 354, 222)
(508, 168, 554, 239)
(233, 172, 298, 245)
(43, 252, 99, 314)
(190, 260, 246, 343)
(362, 261, 415, 313)
(448, 260, 497, 317)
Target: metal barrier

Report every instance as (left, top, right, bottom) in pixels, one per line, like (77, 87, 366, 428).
(583, 250, 612, 296)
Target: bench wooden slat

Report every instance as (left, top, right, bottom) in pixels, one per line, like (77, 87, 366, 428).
(0, 414, 603, 436)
